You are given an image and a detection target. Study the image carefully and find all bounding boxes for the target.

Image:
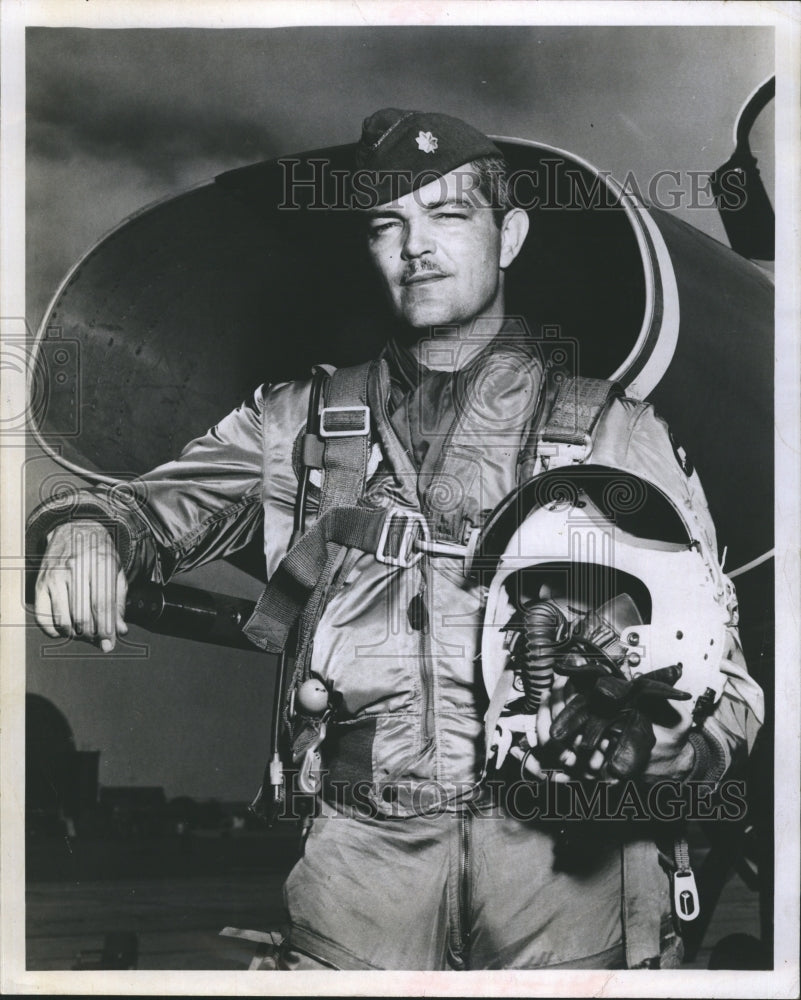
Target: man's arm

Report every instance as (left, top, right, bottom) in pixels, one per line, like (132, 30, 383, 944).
(644, 625, 764, 786)
(513, 399, 765, 789)
(28, 386, 268, 650)
(514, 612, 763, 789)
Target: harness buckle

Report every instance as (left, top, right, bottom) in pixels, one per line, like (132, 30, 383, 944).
(536, 432, 593, 470)
(296, 713, 330, 795)
(376, 508, 428, 568)
(319, 405, 370, 438)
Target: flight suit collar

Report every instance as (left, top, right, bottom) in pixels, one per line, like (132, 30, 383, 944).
(382, 316, 537, 394)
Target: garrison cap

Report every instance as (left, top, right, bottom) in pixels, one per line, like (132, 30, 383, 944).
(354, 108, 502, 205)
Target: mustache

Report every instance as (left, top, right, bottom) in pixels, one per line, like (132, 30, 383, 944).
(401, 260, 448, 284)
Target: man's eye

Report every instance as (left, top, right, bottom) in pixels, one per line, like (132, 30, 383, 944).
(368, 220, 399, 236)
(434, 212, 468, 221)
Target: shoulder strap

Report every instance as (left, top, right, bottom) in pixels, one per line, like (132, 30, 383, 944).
(243, 360, 377, 653)
(316, 362, 374, 516)
(522, 375, 623, 475)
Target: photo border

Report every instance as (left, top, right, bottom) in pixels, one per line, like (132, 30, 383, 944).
(2, 1, 798, 996)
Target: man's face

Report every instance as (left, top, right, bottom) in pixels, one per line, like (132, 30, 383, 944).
(364, 166, 509, 331)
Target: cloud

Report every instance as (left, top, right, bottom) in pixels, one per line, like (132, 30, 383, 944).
(30, 104, 278, 184)
(27, 30, 283, 184)
(25, 24, 772, 330)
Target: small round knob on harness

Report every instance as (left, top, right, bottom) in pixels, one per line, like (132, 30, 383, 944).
(297, 678, 330, 715)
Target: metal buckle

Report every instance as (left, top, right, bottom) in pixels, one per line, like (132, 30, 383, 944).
(319, 405, 370, 438)
(536, 433, 593, 469)
(375, 508, 428, 568)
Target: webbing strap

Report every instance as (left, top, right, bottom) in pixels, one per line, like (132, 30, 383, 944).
(539, 376, 622, 446)
(517, 362, 567, 482)
(244, 363, 376, 654)
(318, 363, 374, 516)
(244, 505, 406, 653)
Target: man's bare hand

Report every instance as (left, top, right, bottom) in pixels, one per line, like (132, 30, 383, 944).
(34, 520, 128, 652)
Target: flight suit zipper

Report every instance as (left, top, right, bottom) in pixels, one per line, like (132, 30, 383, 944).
(459, 810, 472, 960)
(417, 559, 435, 746)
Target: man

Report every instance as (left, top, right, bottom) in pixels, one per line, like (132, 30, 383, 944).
(29, 109, 763, 970)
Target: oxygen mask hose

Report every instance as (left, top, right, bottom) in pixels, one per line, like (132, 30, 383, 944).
(513, 600, 567, 714)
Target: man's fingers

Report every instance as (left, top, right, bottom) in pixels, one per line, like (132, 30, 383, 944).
(92, 534, 116, 642)
(98, 568, 129, 654)
(72, 530, 96, 638)
(34, 582, 63, 637)
(536, 699, 552, 747)
(49, 578, 75, 637)
(70, 526, 117, 645)
(91, 546, 128, 653)
(116, 569, 129, 636)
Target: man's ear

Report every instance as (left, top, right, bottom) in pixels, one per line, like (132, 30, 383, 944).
(499, 207, 530, 269)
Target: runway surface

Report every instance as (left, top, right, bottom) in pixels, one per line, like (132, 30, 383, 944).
(25, 827, 763, 972)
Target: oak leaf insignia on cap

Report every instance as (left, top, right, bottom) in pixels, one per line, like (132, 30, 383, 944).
(354, 108, 500, 203)
(415, 130, 438, 154)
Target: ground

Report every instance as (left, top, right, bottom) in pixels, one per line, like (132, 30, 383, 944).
(25, 824, 763, 971)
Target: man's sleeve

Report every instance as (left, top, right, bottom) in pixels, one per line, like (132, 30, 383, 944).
(611, 400, 765, 789)
(683, 625, 765, 787)
(668, 451, 765, 788)
(27, 386, 268, 587)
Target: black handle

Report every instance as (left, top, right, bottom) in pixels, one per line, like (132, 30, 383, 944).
(125, 582, 259, 651)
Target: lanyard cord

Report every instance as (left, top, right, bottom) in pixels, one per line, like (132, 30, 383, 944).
(269, 367, 328, 762)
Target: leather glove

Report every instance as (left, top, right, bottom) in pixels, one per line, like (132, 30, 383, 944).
(549, 662, 692, 780)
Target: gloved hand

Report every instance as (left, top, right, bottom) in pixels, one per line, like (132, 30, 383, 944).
(548, 662, 692, 780)
(510, 662, 693, 783)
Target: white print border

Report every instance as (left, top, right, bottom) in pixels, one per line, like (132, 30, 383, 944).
(1, 2, 799, 998)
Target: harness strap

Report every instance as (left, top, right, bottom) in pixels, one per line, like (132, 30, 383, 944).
(244, 505, 422, 654)
(318, 363, 374, 515)
(535, 376, 623, 469)
(292, 361, 386, 683)
(244, 362, 376, 653)
(517, 361, 568, 482)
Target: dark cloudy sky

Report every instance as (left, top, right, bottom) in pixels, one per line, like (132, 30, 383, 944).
(27, 26, 774, 331)
(25, 26, 774, 800)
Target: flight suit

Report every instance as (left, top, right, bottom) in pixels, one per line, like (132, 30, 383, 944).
(27, 332, 763, 969)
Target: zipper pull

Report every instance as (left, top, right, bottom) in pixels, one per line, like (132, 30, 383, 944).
(672, 835, 700, 921)
(673, 868, 700, 921)
(408, 585, 429, 632)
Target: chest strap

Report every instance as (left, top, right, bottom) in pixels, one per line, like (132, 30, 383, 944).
(317, 364, 374, 515)
(244, 505, 428, 654)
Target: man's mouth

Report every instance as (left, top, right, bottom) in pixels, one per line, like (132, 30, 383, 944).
(401, 270, 448, 286)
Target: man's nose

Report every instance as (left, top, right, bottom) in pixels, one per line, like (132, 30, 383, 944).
(401, 217, 435, 260)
